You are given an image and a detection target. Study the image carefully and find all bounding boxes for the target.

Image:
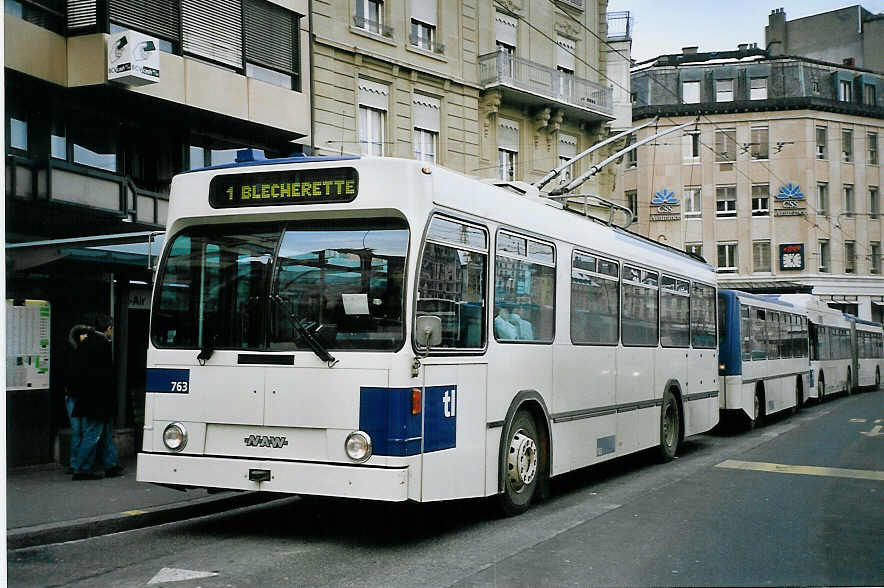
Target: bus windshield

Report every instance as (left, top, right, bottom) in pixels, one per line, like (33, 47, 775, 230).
(151, 218, 409, 352)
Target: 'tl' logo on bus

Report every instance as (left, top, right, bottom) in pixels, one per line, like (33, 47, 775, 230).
(443, 388, 456, 418)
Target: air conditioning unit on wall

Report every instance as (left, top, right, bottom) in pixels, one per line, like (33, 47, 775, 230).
(107, 29, 160, 86)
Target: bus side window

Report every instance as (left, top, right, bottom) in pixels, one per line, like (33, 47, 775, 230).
(570, 251, 619, 345)
(740, 305, 751, 361)
(690, 283, 716, 348)
(416, 216, 488, 350)
(494, 232, 556, 343)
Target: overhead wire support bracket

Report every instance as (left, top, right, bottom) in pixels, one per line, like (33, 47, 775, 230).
(549, 117, 699, 197)
(533, 117, 660, 191)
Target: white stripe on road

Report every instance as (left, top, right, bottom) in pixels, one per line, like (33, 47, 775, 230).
(716, 460, 884, 481)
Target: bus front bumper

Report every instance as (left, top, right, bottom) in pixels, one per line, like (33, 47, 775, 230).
(137, 452, 410, 501)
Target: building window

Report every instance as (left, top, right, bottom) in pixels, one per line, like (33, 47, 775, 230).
(715, 79, 733, 102)
(625, 135, 637, 168)
(558, 133, 577, 181)
(498, 149, 517, 181)
(864, 84, 877, 106)
(842, 129, 853, 163)
(717, 243, 738, 273)
(819, 240, 830, 272)
(244, 0, 300, 91)
(816, 126, 827, 160)
(715, 129, 736, 162)
(682, 80, 700, 104)
(413, 128, 437, 163)
(683, 131, 700, 160)
(716, 185, 737, 217)
(410, 19, 436, 51)
(556, 66, 575, 97)
(844, 184, 854, 217)
(869, 132, 879, 165)
(357, 0, 385, 35)
(50, 119, 66, 159)
(495, 10, 517, 77)
(686, 243, 702, 258)
(71, 123, 118, 172)
(497, 117, 519, 180)
(817, 183, 829, 216)
(753, 241, 771, 272)
(626, 190, 638, 222)
(359, 105, 385, 156)
(751, 127, 769, 160)
(871, 187, 880, 220)
(9, 116, 28, 152)
(684, 187, 701, 217)
(839, 79, 852, 102)
(750, 77, 767, 100)
(752, 184, 769, 216)
(845, 241, 856, 273)
(496, 42, 515, 77)
(872, 242, 882, 275)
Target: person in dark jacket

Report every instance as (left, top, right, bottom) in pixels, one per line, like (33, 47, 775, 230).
(65, 323, 92, 474)
(71, 314, 124, 480)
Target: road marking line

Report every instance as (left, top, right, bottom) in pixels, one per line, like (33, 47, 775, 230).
(860, 425, 883, 438)
(716, 460, 884, 482)
(122, 509, 148, 516)
(850, 418, 867, 423)
(148, 568, 218, 584)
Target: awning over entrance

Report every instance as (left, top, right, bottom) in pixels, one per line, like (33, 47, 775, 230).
(6, 232, 164, 272)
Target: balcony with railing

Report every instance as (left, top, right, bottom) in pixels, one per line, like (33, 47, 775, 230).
(606, 11, 633, 41)
(408, 33, 445, 55)
(479, 51, 613, 120)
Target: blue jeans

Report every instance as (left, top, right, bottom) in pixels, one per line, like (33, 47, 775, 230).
(75, 419, 119, 473)
(65, 396, 85, 471)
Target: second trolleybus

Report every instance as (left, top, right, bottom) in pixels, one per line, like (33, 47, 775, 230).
(137, 153, 720, 514)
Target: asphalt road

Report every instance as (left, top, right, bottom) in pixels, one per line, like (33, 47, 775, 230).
(8, 388, 883, 587)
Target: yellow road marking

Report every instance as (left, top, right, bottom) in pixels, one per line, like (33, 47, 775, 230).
(122, 509, 148, 516)
(716, 460, 884, 482)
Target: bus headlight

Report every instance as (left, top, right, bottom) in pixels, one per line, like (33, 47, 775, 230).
(163, 422, 188, 451)
(345, 431, 372, 462)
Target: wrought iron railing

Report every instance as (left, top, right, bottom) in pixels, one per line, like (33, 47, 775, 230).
(352, 15, 394, 38)
(606, 11, 633, 40)
(408, 33, 445, 54)
(479, 52, 613, 115)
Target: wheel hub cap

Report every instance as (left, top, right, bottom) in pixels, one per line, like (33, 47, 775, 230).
(507, 429, 537, 490)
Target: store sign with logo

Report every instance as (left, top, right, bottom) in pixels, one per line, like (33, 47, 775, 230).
(779, 243, 805, 270)
(650, 189, 680, 221)
(774, 183, 807, 216)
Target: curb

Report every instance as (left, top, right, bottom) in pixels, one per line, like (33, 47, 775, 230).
(7, 492, 284, 550)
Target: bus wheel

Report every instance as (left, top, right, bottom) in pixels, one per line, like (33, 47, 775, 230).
(498, 410, 541, 516)
(846, 369, 853, 396)
(749, 386, 764, 429)
(876, 367, 881, 391)
(794, 375, 804, 412)
(658, 389, 681, 462)
(818, 373, 826, 402)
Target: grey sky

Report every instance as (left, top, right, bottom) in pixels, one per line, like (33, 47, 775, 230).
(605, 0, 884, 63)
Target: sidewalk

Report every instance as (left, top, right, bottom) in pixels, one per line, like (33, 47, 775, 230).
(7, 455, 278, 550)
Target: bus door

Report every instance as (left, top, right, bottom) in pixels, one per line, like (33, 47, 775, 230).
(419, 360, 488, 501)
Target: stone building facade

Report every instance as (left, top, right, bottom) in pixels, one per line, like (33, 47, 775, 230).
(614, 48, 884, 320)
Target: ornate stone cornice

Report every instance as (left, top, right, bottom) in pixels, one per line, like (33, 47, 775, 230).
(555, 20, 581, 40)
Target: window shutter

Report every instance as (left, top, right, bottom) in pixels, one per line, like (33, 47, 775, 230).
(556, 36, 576, 71)
(413, 94, 440, 132)
(244, 0, 296, 74)
(495, 12, 517, 47)
(358, 79, 389, 111)
(181, 0, 243, 69)
(109, 0, 180, 42)
(410, 0, 436, 26)
(498, 118, 519, 152)
(67, 0, 97, 30)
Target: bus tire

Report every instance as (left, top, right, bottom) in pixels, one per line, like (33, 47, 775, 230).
(749, 385, 764, 429)
(846, 368, 853, 396)
(498, 410, 541, 516)
(875, 367, 880, 391)
(818, 372, 826, 402)
(794, 375, 804, 412)
(658, 389, 681, 462)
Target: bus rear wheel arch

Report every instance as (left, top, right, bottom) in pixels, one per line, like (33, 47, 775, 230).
(498, 407, 547, 516)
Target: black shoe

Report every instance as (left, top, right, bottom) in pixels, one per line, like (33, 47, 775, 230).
(104, 465, 125, 478)
(72, 471, 103, 480)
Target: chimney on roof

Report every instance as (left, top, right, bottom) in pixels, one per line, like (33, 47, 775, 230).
(737, 43, 748, 51)
(766, 7, 787, 56)
(682, 46, 698, 55)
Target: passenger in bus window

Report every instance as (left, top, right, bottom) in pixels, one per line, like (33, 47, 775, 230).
(510, 305, 535, 340)
(494, 306, 519, 340)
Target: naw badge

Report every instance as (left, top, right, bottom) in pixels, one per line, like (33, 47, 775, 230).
(775, 183, 807, 216)
(650, 189, 680, 221)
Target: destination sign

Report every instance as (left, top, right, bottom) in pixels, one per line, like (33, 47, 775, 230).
(209, 168, 358, 208)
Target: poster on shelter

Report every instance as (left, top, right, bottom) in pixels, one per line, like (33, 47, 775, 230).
(6, 300, 50, 390)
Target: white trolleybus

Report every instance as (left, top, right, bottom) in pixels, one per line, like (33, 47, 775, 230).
(775, 295, 883, 398)
(717, 290, 809, 427)
(136, 153, 720, 514)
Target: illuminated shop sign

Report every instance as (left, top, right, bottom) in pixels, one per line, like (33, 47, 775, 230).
(209, 168, 359, 208)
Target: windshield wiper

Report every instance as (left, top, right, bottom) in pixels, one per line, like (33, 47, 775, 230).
(272, 294, 339, 367)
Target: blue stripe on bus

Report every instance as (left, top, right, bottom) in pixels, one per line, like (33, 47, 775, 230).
(359, 386, 457, 456)
(145, 368, 190, 393)
(718, 290, 742, 376)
